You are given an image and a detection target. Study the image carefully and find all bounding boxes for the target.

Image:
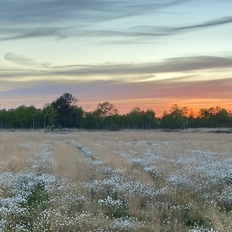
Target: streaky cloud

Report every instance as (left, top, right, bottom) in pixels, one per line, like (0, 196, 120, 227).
(177, 16, 232, 30)
(136, 16, 232, 36)
(0, 27, 69, 41)
(0, 0, 186, 25)
(4, 53, 36, 66)
(1, 15, 231, 42)
(0, 0, 188, 41)
(0, 77, 232, 105)
(90, 16, 232, 40)
(4, 53, 50, 68)
(1, 55, 232, 79)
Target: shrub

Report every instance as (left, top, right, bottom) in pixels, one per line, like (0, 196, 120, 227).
(98, 196, 128, 218)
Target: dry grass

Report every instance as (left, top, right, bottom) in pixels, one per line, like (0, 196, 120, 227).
(0, 130, 231, 231)
(53, 142, 95, 186)
(0, 131, 46, 173)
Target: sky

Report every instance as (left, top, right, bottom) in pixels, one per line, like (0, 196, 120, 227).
(0, 0, 232, 116)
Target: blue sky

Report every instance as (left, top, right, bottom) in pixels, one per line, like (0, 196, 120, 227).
(0, 0, 232, 115)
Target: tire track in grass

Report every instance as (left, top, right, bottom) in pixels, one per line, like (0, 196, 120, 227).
(70, 140, 166, 204)
(74, 138, 222, 232)
(0, 139, 88, 231)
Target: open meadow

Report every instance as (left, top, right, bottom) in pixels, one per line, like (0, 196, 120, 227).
(0, 130, 231, 231)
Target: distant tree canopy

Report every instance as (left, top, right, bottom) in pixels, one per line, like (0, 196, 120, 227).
(0, 93, 231, 130)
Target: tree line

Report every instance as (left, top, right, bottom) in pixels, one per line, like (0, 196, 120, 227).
(0, 93, 232, 130)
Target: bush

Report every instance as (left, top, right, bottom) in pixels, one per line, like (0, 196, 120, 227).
(98, 196, 128, 218)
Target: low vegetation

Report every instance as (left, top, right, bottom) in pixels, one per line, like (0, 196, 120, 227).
(0, 130, 231, 231)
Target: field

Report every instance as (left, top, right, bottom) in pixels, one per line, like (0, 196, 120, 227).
(0, 130, 231, 231)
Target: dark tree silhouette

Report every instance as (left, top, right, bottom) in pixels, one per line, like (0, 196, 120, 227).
(51, 93, 84, 128)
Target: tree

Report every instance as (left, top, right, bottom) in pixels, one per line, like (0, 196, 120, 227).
(14, 105, 30, 128)
(180, 106, 196, 128)
(198, 106, 231, 128)
(144, 109, 157, 129)
(161, 104, 185, 129)
(27, 105, 38, 129)
(42, 104, 57, 128)
(214, 107, 230, 127)
(51, 93, 84, 128)
(127, 107, 143, 129)
(95, 102, 119, 118)
(93, 102, 119, 130)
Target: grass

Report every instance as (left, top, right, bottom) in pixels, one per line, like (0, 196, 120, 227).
(0, 130, 231, 231)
